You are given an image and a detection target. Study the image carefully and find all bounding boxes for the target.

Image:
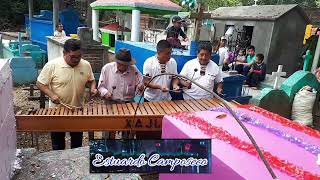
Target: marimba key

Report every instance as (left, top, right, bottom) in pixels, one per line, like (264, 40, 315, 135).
(16, 98, 233, 132)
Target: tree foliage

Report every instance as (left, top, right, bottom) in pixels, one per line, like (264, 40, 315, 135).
(0, 0, 52, 31)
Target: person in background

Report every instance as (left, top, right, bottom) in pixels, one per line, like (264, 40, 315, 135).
(180, 42, 223, 99)
(315, 67, 320, 83)
(242, 45, 256, 76)
(224, 45, 241, 71)
(166, 16, 189, 49)
(98, 48, 144, 139)
(37, 39, 97, 150)
(211, 40, 220, 65)
(234, 49, 247, 74)
(246, 53, 266, 89)
(218, 36, 229, 70)
(54, 23, 66, 37)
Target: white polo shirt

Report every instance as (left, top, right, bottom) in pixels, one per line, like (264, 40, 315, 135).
(143, 56, 178, 101)
(180, 58, 222, 100)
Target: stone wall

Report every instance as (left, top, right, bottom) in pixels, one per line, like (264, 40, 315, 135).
(0, 59, 16, 179)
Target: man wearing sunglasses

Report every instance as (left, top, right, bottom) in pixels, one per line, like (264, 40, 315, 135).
(37, 39, 97, 150)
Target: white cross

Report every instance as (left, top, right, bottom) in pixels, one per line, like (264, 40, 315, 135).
(254, 0, 258, 5)
(272, 65, 286, 89)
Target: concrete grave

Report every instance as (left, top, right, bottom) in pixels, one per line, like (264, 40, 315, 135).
(254, 88, 291, 119)
(0, 59, 17, 180)
(280, 70, 320, 103)
(255, 70, 319, 119)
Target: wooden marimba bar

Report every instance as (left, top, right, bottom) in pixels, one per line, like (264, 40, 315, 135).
(16, 98, 229, 132)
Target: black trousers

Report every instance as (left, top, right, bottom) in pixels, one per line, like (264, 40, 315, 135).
(247, 73, 265, 87)
(235, 64, 244, 74)
(243, 66, 251, 76)
(51, 132, 83, 150)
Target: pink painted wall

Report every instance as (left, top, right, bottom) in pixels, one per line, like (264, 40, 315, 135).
(0, 60, 17, 180)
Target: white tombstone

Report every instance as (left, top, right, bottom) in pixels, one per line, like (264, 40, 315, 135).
(272, 65, 286, 89)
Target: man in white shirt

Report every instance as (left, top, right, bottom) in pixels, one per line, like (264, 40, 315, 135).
(180, 42, 223, 100)
(140, 40, 180, 139)
(143, 40, 180, 102)
(218, 36, 229, 67)
(54, 23, 66, 37)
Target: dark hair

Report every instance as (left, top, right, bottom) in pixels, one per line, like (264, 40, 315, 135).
(56, 23, 63, 28)
(197, 42, 212, 53)
(240, 49, 246, 54)
(157, 40, 171, 52)
(247, 45, 255, 51)
(256, 53, 264, 61)
(220, 39, 227, 44)
(64, 39, 81, 52)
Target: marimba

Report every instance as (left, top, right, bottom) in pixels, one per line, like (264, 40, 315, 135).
(16, 98, 233, 132)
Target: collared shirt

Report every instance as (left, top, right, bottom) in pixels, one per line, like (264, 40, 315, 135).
(143, 56, 178, 101)
(98, 62, 143, 102)
(180, 58, 222, 100)
(37, 57, 94, 108)
(246, 55, 256, 64)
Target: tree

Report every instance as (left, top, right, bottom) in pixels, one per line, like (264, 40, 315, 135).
(0, 0, 52, 31)
(171, 0, 319, 11)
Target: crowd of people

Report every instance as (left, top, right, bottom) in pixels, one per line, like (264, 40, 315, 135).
(37, 18, 267, 149)
(36, 39, 223, 150)
(215, 37, 266, 89)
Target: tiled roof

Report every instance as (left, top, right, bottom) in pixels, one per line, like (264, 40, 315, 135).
(101, 23, 131, 32)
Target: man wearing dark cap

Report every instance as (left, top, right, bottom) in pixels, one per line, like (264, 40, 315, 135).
(98, 48, 143, 139)
(166, 16, 189, 48)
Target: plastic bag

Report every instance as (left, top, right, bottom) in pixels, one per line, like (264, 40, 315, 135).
(292, 86, 317, 126)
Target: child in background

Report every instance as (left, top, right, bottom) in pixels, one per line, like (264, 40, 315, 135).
(54, 23, 66, 37)
(243, 45, 256, 76)
(246, 53, 266, 89)
(234, 49, 246, 74)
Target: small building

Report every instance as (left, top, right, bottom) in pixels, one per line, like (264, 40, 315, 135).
(209, 4, 310, 75)
(100, 23, 131, 52)
(90, 0, 182, 42)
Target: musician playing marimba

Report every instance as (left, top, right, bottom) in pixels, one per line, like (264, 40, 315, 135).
(98, 48, 143, 139)
(143, 40, 180, 102)
(36, 39, 98, 150)
(140, 40, 180, 139)
(180, 42, 223, 100)
(98, 48, 143, 104)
